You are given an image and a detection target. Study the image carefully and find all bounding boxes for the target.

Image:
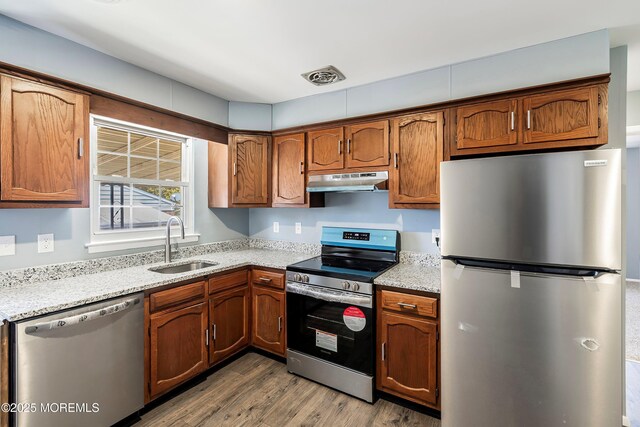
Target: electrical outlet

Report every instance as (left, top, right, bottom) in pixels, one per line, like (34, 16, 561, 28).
(0, 235, 15, 256)
(432, 229, 441, 244)
(273, 222, 280, 233)
(295, 222, 302, 234)
(38, 233, 54, 253)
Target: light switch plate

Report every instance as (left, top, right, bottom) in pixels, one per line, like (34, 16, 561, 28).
(0, 235, 15, 256)
(431, 229, 441, 244)
(295, 222, 302, 234)
(38, 233, 54, 253)
(273, 222, 280, 233)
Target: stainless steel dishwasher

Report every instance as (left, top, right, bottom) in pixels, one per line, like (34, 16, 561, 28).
(13, 293, 144, 427)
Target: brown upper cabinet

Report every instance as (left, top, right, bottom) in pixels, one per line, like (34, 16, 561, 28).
(307, 127, 344, 171)
(389, 112, 444, 208)
(307, 120, 390, 172)
(208, 133, 271, 208)
(345, 120, 390, 168)
(452, 83, 607, 156)
(272, 133, 306, 206)
(523, 86, 599, 144)
(0, 75, 89, 207)
(455, 99, 518, 150)
(231, 134, 270, 205)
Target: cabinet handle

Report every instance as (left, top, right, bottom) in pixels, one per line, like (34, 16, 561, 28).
(278, 316, 282, 332)
(526, 109, 531, 130)
(213, 324, 216, 341)
(347, 138, 351, 154)
(258, 277, 272, 283)
(205, 329, 209, 346)
(397, 302, 417, 309)
(338, 140, 343, 155)
(394, 153, 399, 169)
(78, 138, 84, 158)
(510, 111, 515, 131)
(233, 161, 237, 176)
(381, 342, 386, 361)
(299, 161, 304, 175)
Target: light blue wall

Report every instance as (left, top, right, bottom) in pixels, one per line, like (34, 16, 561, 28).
(272, 30, 610, 130)
(250, 193, 441, 253)
(254, 31, 612, 251)
(0, 15, 249, 271)
(629, 90, 640, 127)
(628, 148, 639, 280)
(0, 139, 250, 270)
(0, 14, 229, 125)
(228, 102, 272, 131)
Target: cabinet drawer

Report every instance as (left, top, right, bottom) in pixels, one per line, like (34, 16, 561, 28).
(380, 290, 438, 318)
(150, 281, 206, 312)
(251, 269, 285, 289)
(209, 269, 248, 294)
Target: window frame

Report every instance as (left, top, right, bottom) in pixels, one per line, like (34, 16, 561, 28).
(86, 114, 198, 253)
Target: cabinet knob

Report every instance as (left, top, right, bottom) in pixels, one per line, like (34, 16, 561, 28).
(78, 138, 84, 159)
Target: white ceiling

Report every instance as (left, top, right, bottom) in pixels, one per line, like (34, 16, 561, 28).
(1, 0, 640, 103)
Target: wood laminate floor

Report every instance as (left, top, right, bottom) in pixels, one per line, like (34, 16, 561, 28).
(137, 352, 440, 427)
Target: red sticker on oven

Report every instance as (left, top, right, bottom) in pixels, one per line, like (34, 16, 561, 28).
(343, 306, 366, 332)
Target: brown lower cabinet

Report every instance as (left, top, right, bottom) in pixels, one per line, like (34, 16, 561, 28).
(146, 268, 285, 402)
(209, 285, 250, 364)
(377, 289, 440, 409)
(149, 301, 209, 399)
(251, 284, 286, 356)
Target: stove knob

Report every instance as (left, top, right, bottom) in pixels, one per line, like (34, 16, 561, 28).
(342, 281, 351, 290)
(303, 275, 309, 283)
(352, 282, 360, 291)
(294, 273, 302, 282)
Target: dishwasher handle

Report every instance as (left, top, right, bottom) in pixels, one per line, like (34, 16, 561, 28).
(25, 297, 141, 334)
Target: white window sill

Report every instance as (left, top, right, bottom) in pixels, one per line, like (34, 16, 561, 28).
(85, 233, 200, 254)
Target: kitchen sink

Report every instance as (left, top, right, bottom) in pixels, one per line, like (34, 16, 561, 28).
(149, 260, 218, 274)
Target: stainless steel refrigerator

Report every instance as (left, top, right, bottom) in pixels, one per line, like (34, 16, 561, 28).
(440, 149, 622, 427)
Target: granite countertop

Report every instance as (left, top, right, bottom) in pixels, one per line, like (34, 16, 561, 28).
(374, 263, 441, 294)
(0, 244, 442, 322)
(0, 249, 314, 322)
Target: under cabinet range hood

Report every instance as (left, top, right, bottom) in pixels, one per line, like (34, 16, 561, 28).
(306, 171, 388, 193)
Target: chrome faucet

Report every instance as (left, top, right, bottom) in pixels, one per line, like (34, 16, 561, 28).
(165, 216, 185, 263)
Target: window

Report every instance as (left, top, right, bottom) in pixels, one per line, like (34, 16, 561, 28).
(87, 115, 197, 253)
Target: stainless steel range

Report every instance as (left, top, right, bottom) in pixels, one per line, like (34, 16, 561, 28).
(285, 227, 399, 402)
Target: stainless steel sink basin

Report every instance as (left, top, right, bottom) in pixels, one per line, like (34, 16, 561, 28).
(149, 260, 218, 274)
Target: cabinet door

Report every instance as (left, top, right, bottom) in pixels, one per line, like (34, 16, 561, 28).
(272, 133, 306, 205)
(345, 120, 390, 168)
(307, 127, 344, 171)
(0, 76, 88, 202)
(390, 112, 444, 205)
(230, 134, 269, 205)
(379, 311, 438, 406)
(210, 286, 250, 364)
(523, 86, 599, 144)
(252, 286, 286, 356)
(455, 99, 518, 149)
(149, 302, 208, 398)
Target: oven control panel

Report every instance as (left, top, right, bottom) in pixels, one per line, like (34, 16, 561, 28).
(343, 231, 370, 241)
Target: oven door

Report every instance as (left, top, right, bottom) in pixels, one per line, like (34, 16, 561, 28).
(286, 281, 374, 375)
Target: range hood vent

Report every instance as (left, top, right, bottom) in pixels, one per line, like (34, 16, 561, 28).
(306, 171, 388, 193)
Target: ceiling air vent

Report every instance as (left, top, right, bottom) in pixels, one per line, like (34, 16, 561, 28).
(302, 66, 346, 86)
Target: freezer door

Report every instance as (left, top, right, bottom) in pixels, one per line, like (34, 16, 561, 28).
(441, 259, 622, 427)
(440, 149, 621, 270)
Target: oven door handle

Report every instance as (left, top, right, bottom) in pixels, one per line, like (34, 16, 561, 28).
(286, 281, 373, 308)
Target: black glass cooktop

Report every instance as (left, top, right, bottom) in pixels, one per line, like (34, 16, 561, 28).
(287, 255, 396, 283)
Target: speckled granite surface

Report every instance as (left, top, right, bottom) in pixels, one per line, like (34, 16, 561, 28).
(0, 239, 250, 288)
(0, 249, 314, 322)
(374, 263, 441, 293)
(398, 251, 441, 267)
